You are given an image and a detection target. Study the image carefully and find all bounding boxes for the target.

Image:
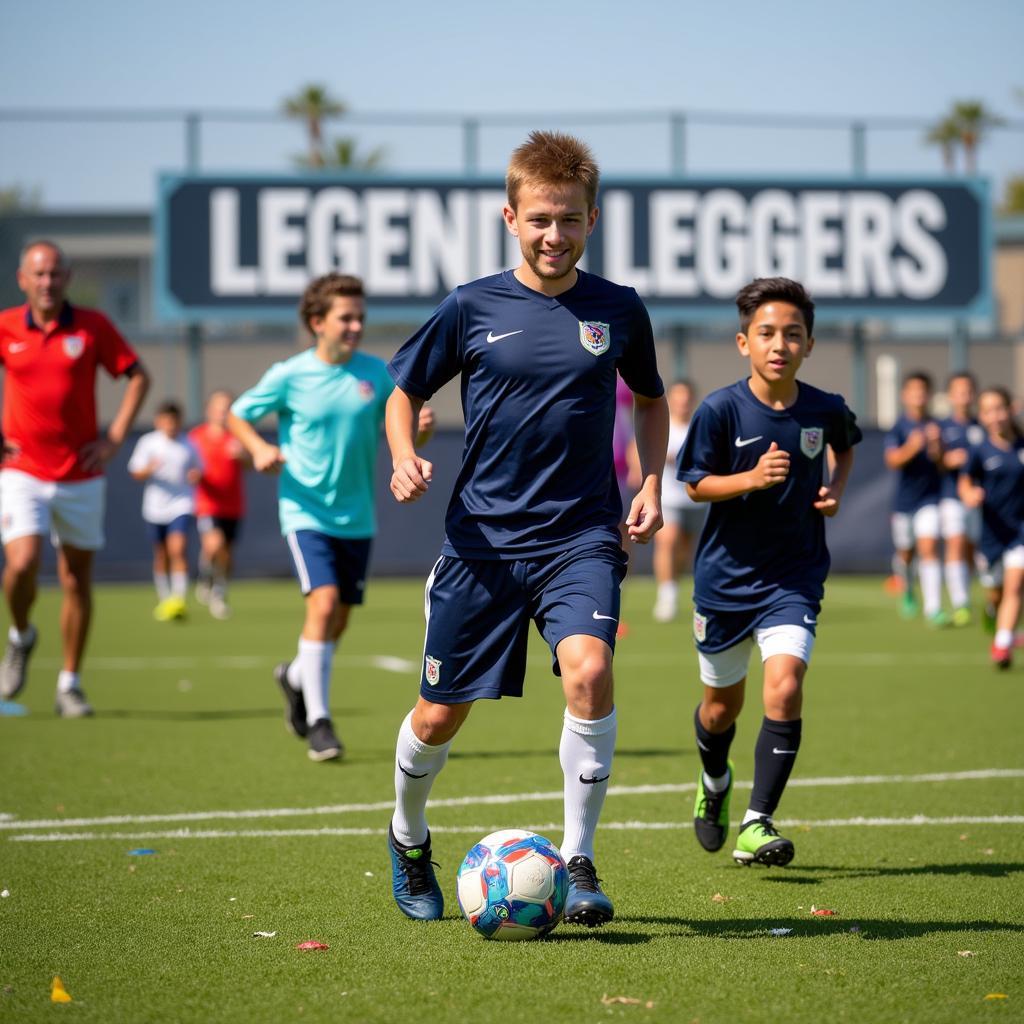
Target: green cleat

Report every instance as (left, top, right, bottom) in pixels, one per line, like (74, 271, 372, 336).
(900, 593, 920, 619)
(693, 761, 733, 853)
(733, 817, 795, 867)
(951, 606, 972, 628)
(926, 610, 950, 629)
(982, 605, 997, 635)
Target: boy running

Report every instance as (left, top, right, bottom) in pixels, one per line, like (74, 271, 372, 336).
(884, 372, 946, 625)
(384, 131, 668, 925)
(677, 277, 860, 867)
(190, 390, 248, 620)
(128, 400, 201, 621)
(229, 273, 431, 762)
(959, 387, 1024, 668)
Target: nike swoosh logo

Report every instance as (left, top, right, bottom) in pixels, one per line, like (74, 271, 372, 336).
(734, 435, 763, 448)
(8, 342, 28, 353)
(579, 773, 610, 785)
(803, 615, 817, 625)
(399, 764, 428, 779)
(592, 611, 617, 621)
(984, 457, 1002, 470)
(696, 739, 710, 752)
(486, 329, 524, 344)
(772, 748, 797, 755)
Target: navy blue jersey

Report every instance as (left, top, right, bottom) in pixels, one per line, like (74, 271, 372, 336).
(676, 380, 861, 611)
(388, 270, 664, 559)
(884, 415, 943, 512)
(939, 416, 984, 499)
(964, 436, 1024, 561)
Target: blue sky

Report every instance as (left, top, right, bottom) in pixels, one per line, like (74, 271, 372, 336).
(1, 0, 1021, 207)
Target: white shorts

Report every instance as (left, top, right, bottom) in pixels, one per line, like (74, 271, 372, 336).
(976, 544, 1024, 589)
(662, 504, 705, 533)
(0, 469, 106, 551)
(697, 625, 816, 688)
(891, 504, 940, 551)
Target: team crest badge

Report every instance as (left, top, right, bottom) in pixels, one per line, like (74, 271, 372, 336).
(358, 380, 375, 402)
(63, 335, 84, 359)
(425, 656, 442, 686)
(800, 427, 824, 459)
(578, 321, 610, 356)
(693, 611, 708, 644)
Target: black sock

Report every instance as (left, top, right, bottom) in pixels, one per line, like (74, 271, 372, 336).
(749, 717, 802, 817)
(693, 704, 735, 780)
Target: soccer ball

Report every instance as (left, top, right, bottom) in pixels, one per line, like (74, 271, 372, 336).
(456, 829, 568, 940)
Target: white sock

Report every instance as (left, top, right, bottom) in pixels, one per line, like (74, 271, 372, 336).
(154, 573, 170, 601)
(297, 637, 334, 725)
(657, 581, 677, 601)
(995, 628, 1014, 649)
(944, 561, 970, 609)
(57, 670, 80, 694)
(170, 571, 188, 599)
(742, 808, 769, 826)
(703, 769, 730, 793)
(559, 707, 617, 862)
(211, 567, 228, 600)
(8, 625, 34, 646)
(286, 641, 302, 691)
(391, 710, 451, 847)
(919, 559, 942, 616)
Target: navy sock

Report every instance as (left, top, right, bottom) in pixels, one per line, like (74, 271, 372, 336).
(749, 717, 802, 817)
(693, 704, 735, 780)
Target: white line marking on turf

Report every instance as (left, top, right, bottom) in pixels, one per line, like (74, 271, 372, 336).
(2, 769, 1022, 833)
(369, 655, 418, 673)
(10, 815, 1024, 843)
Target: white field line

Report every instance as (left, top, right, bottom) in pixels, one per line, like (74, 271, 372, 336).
(2, 769, 1022, 834)
(10, 815, 1024, 844)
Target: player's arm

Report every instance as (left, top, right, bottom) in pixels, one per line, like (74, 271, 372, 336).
(625, 392, 669, 543)
(813, 446, 854, 517)
(80, 361, 151, 473)
(957, 468, 985, 508)
(686, 442, 790, 502)
(386, 387, 434, 503)
(943, 444, 969, 472)
(227, 412, 285, 474)
(415, 404, 436, 447)
(883, 430, 925, 469)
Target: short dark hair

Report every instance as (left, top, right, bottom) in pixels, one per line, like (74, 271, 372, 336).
(156, 399, 183, 418)
(945, 370, 976, 391)
(299, 273, 364, 332)
(902, 371, 933, 391)
(736, 277, 815, 336)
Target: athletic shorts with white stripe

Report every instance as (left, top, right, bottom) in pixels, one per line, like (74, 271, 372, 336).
(285, 529, 372, 601)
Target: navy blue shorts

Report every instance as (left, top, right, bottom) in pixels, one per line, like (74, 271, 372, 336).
(285, 530, 372, 603)
(693, 596, 820, 654)
(418, 539, 628, 703)
(197, 515, 242, 543)
(147, 514, 193, 543)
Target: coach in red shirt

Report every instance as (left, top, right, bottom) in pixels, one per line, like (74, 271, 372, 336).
(0, 240, 150, 716)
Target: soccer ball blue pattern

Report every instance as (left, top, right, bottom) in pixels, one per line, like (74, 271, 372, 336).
(456, 829, 568, 940)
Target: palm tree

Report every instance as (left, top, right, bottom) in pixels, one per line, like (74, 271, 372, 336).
(925, 116, 961, 173)
(950, 100, 1003, 174)
(283, 84, 345, 169)
(324, 137, 386, 170)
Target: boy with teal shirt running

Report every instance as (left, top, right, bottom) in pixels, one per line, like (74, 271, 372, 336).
(229, 273, 433, 761)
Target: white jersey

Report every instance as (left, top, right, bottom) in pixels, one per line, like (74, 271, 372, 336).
(662, 419, 698, 508)
(128, 430, 201, 524)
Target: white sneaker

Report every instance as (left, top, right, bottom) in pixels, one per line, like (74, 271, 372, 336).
(209, 595, 232, 620)
(653, 593, 678, 623)
(55, 688, 94, 718)
(195, 580, 211, 605)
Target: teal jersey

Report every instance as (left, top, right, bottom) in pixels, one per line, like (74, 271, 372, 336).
(232, 348, 393, 538)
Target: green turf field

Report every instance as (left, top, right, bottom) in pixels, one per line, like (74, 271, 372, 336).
(1, 576, 1022, 1023)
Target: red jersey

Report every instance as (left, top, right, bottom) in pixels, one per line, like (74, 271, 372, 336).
(0, 303, 139, 482)
(188, 423, 246, 519)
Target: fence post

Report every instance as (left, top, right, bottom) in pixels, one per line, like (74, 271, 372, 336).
(185, 111, 204, 423)
(949, 320, 969, 372)
(851, 323, 868, 422)
(462, 118, 480, 176)
(670, 112, 687, 176)
(851, 120, 867, 178)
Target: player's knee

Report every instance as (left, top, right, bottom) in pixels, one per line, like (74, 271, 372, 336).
(764, 673, 802, 717)
(561, 655, 613, 717)
(413, 700, 470, 745)
(703, 695, 742, 731)
(4, 549, 40, 578)
(306, 587, 340, 625)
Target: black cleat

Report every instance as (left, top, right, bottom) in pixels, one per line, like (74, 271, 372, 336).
(274, 661, 308, 738)
(307, 718, 343, 761)
(563, 855, 614, 927)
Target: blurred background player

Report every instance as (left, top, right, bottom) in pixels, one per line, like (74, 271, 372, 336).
(190, 390, 248, 620)
(959, 387, 1024, 668)
(229, 273, 432, 762)
(883, 372, 946, 625)
(128, 400, 202, 622)
(678, 277, 860, 868)
(653, 379, 703, 622)
(938, 371, 983, 627)
(385, 131, 667, 927)
(0, 241, 149, 716)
